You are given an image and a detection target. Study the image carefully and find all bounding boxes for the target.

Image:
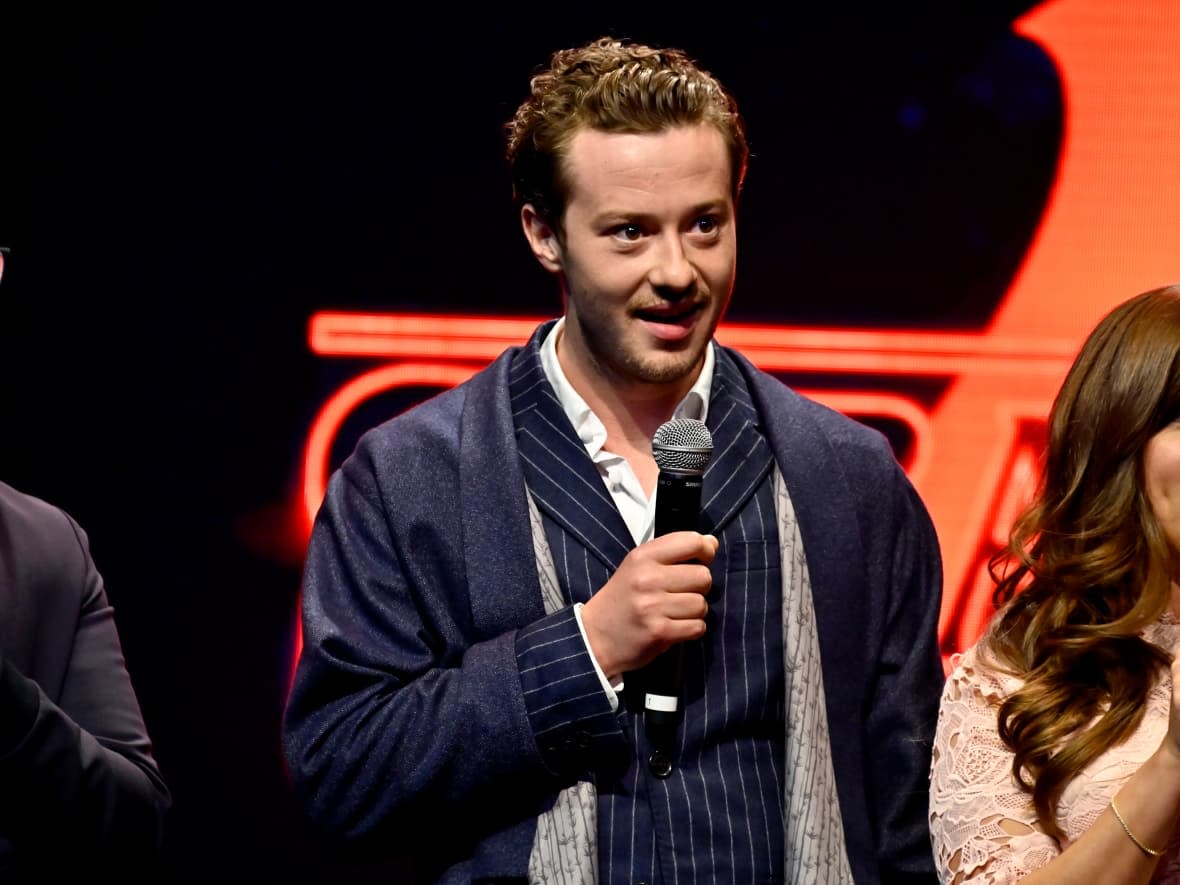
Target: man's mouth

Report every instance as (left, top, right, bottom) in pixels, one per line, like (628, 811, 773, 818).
(634, 302, 706, 326)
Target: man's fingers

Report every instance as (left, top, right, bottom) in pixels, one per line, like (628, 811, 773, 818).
(644, 531, 719, 564)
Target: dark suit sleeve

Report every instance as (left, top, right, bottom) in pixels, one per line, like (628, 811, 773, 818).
(865, 467, 945, 884)
(0, 507, 170, 861)
(282, 427, 624, 859)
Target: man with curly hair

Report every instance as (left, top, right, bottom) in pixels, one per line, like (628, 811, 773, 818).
(284, 37, 944, 883)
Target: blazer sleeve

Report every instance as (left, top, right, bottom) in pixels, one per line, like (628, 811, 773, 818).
(282, 415, 625, 854)
(0, 506, 170, 861)
(864, 465, 945, 883)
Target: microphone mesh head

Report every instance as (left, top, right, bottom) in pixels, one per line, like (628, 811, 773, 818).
(652, 418, 713, 473)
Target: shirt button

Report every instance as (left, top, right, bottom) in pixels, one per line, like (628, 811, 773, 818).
(647, 749, 673, 778)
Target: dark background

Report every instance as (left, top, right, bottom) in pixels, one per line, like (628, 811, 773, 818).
(0, 3, 1055, 881)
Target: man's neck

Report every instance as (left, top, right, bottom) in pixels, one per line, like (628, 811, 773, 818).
(555, 329, 698, 433)
(556, 345, 692, 497)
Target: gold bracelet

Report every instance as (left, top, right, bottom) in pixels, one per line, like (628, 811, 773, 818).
(1110, 796, 1166, 858)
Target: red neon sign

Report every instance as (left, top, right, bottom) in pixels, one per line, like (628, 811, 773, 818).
(296, 0, 1180, 668)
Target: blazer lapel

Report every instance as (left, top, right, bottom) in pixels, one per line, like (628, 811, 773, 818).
(701, 348, 775, 536)
(508, 331, 633, 574)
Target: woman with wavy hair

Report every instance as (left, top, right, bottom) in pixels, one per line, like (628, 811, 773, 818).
(930, 284, 1180, 883)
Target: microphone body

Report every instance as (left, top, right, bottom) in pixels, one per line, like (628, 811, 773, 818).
(640, 418, 713, 771)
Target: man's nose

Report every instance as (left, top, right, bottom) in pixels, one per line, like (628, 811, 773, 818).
(647, 235, 696, 295)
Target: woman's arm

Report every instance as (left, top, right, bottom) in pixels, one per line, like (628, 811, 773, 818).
(930, 648, 1180, 884)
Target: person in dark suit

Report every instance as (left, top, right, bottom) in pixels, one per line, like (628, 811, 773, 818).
(283, 37, 944, 883)
(0, 242, 170, 880)
(0, 478, 171, 878)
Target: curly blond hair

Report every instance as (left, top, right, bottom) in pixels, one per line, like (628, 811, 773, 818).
(505, 37, 749, 235)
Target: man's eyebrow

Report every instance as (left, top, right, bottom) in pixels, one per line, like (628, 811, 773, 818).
(591, 201, 731, 223)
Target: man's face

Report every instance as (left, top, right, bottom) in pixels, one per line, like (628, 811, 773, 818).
(523, 123, 737, 402)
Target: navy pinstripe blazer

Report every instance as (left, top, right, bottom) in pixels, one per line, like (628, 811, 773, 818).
(283, 323, 944, 883)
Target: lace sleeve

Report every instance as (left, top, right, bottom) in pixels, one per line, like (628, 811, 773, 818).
(928, 646, 1061, 884)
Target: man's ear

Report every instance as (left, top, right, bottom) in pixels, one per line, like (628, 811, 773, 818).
(521, 204, 563, 273)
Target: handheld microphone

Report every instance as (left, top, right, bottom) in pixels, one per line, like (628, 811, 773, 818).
(642, 417, 713, 773)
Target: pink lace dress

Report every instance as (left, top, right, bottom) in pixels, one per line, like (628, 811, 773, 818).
(928, 617, 1180, 884)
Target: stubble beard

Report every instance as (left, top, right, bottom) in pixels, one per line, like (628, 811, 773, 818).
(582, 322, 709, 390)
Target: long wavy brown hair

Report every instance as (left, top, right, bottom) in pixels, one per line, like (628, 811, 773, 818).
(984, 284, 1180, 842)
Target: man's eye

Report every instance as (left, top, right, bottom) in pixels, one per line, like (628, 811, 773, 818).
(695, 217, 717, 234)
(613, 224, 643, 242)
